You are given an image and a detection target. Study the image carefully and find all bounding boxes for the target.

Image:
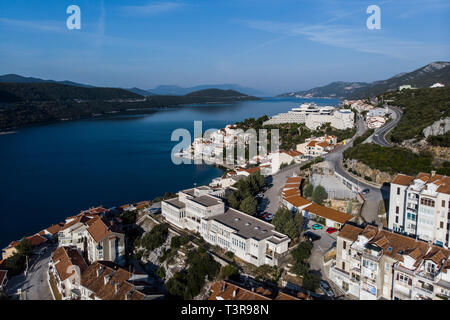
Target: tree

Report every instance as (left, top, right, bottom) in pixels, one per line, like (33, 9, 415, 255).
(227, 192, 240, 209)
(221, 264, 240, 281)
(140, 223, 169, 251)
(272, 207, 300, 239)
(312, 185, 328, 205)
(225, 251, 234, 259)
(157, 266, 166, 280)
(292, 241, 313, 263)
(303, 184, 313, 198)
(302, 272, 321, 292)
(16, 238, 33, 256)
(165, 272, 187, 299)
(239, 196, 257, 216)
(294, 213, 304, 233)
(4, 253, 26, 276)
(272, 207, 292, 232)
(292, 262, 308, 277)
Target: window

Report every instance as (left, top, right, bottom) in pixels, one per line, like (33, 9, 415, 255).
(397, 187, 400, 195)
(342, 262, 346, 270)
(440, 221, 444, 229)
(395, 206, 399, 214)
(343, 241, 346, 250)
(420, 198, 435, 207)
(442, 200, 446, 208)
(395, 216, 399, 223)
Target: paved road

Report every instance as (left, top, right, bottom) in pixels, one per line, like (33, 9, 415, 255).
(324, 114, 385, 224)
(6, 243, 55, 300)
(260, 165, 302, 214)
(370, 106, 403, 147)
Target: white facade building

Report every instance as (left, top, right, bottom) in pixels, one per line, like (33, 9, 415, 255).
(329, 224, 450, 300)
(263, 103, 354, 130)
(162, 186, 290, 266)
(388, 172, 450, 248)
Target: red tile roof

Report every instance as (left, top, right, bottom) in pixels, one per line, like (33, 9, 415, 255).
(304, 203, 353, 224)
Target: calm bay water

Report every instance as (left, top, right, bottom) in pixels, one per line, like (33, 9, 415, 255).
(0, 97, 338, 247)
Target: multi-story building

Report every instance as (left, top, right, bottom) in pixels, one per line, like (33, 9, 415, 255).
(388, 172, 450, 248)
(79, 261, 163, 300)
(297, 134, 337, 157)
(49, 256, 161, 300)
(58, 212, 125, 265)
(263, 103, 354, 130)
(49, 246, 88, 300)
(329, 223, 450, 300)
(162, 186, 290, 266)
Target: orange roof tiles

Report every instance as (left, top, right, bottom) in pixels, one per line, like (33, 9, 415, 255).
(304, 203, 353, 224)
(81, 261, 145, 300)
(86, 216, 118, 243)
(338, 224, 363, 242)
(392, 174, 415, 186)
(284, 195, 312, 208)
(286, 177, 303, 184)
(52, 246, 88, 282)
(209, 281, 307, 301)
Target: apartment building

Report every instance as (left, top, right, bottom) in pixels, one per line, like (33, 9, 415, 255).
(49, 246, 88, 300)
(297, 135, 336, 157)
(388, 172, 450, 248)
(58, 212, 125, 265)
(49, 256, 160, 300)
(329, 224, 450, 300)
(162, 186, 290, 266)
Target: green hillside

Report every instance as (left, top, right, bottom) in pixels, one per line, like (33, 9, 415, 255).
(380, 86, 450, 144)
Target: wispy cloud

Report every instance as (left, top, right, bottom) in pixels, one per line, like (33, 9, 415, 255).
(396, 0, 450, 19)
(122, 2, 184, 16)
(0, 17, 66, 33)
(237, 19, 449, 59)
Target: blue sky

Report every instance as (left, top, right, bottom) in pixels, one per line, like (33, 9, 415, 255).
(0, 0, 449, 94)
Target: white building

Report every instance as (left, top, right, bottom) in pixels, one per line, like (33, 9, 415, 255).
(162, 185, 290, 266)
(58, 213, 125, 265)
(329, 224, 450, 300)
(263, 103, 354, 130)
(388, 172, 450, 248)
(367, 116, 386, 129)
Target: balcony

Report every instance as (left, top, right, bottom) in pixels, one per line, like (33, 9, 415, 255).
(330, 266, 350, 280)
(412, 285, 434, 298)
(416, 271, 437, 282)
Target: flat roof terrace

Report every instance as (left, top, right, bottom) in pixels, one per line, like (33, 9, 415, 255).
(188, 194, 223, 207)
(208, 208, 288, 242)
(164, 198, 186, 210)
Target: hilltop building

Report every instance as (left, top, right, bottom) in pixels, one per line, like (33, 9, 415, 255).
(263, 103, 354, 130)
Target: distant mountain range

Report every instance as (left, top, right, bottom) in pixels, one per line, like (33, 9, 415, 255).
(279, 61, 450, 99)
(0, 82, 259, 130)
(0, 74, 94, 88)
(0, 74, 266, 97)
(146, 84, 266, 97)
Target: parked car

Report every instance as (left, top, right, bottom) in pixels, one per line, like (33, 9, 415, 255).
(361, 188, 370, 195)
(312, 224, 323, 230)
(326, 227, 337, 234)
(303, 231, 321, 242)
(256, 193, 264, 198)
(320, 280, 334, 297)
